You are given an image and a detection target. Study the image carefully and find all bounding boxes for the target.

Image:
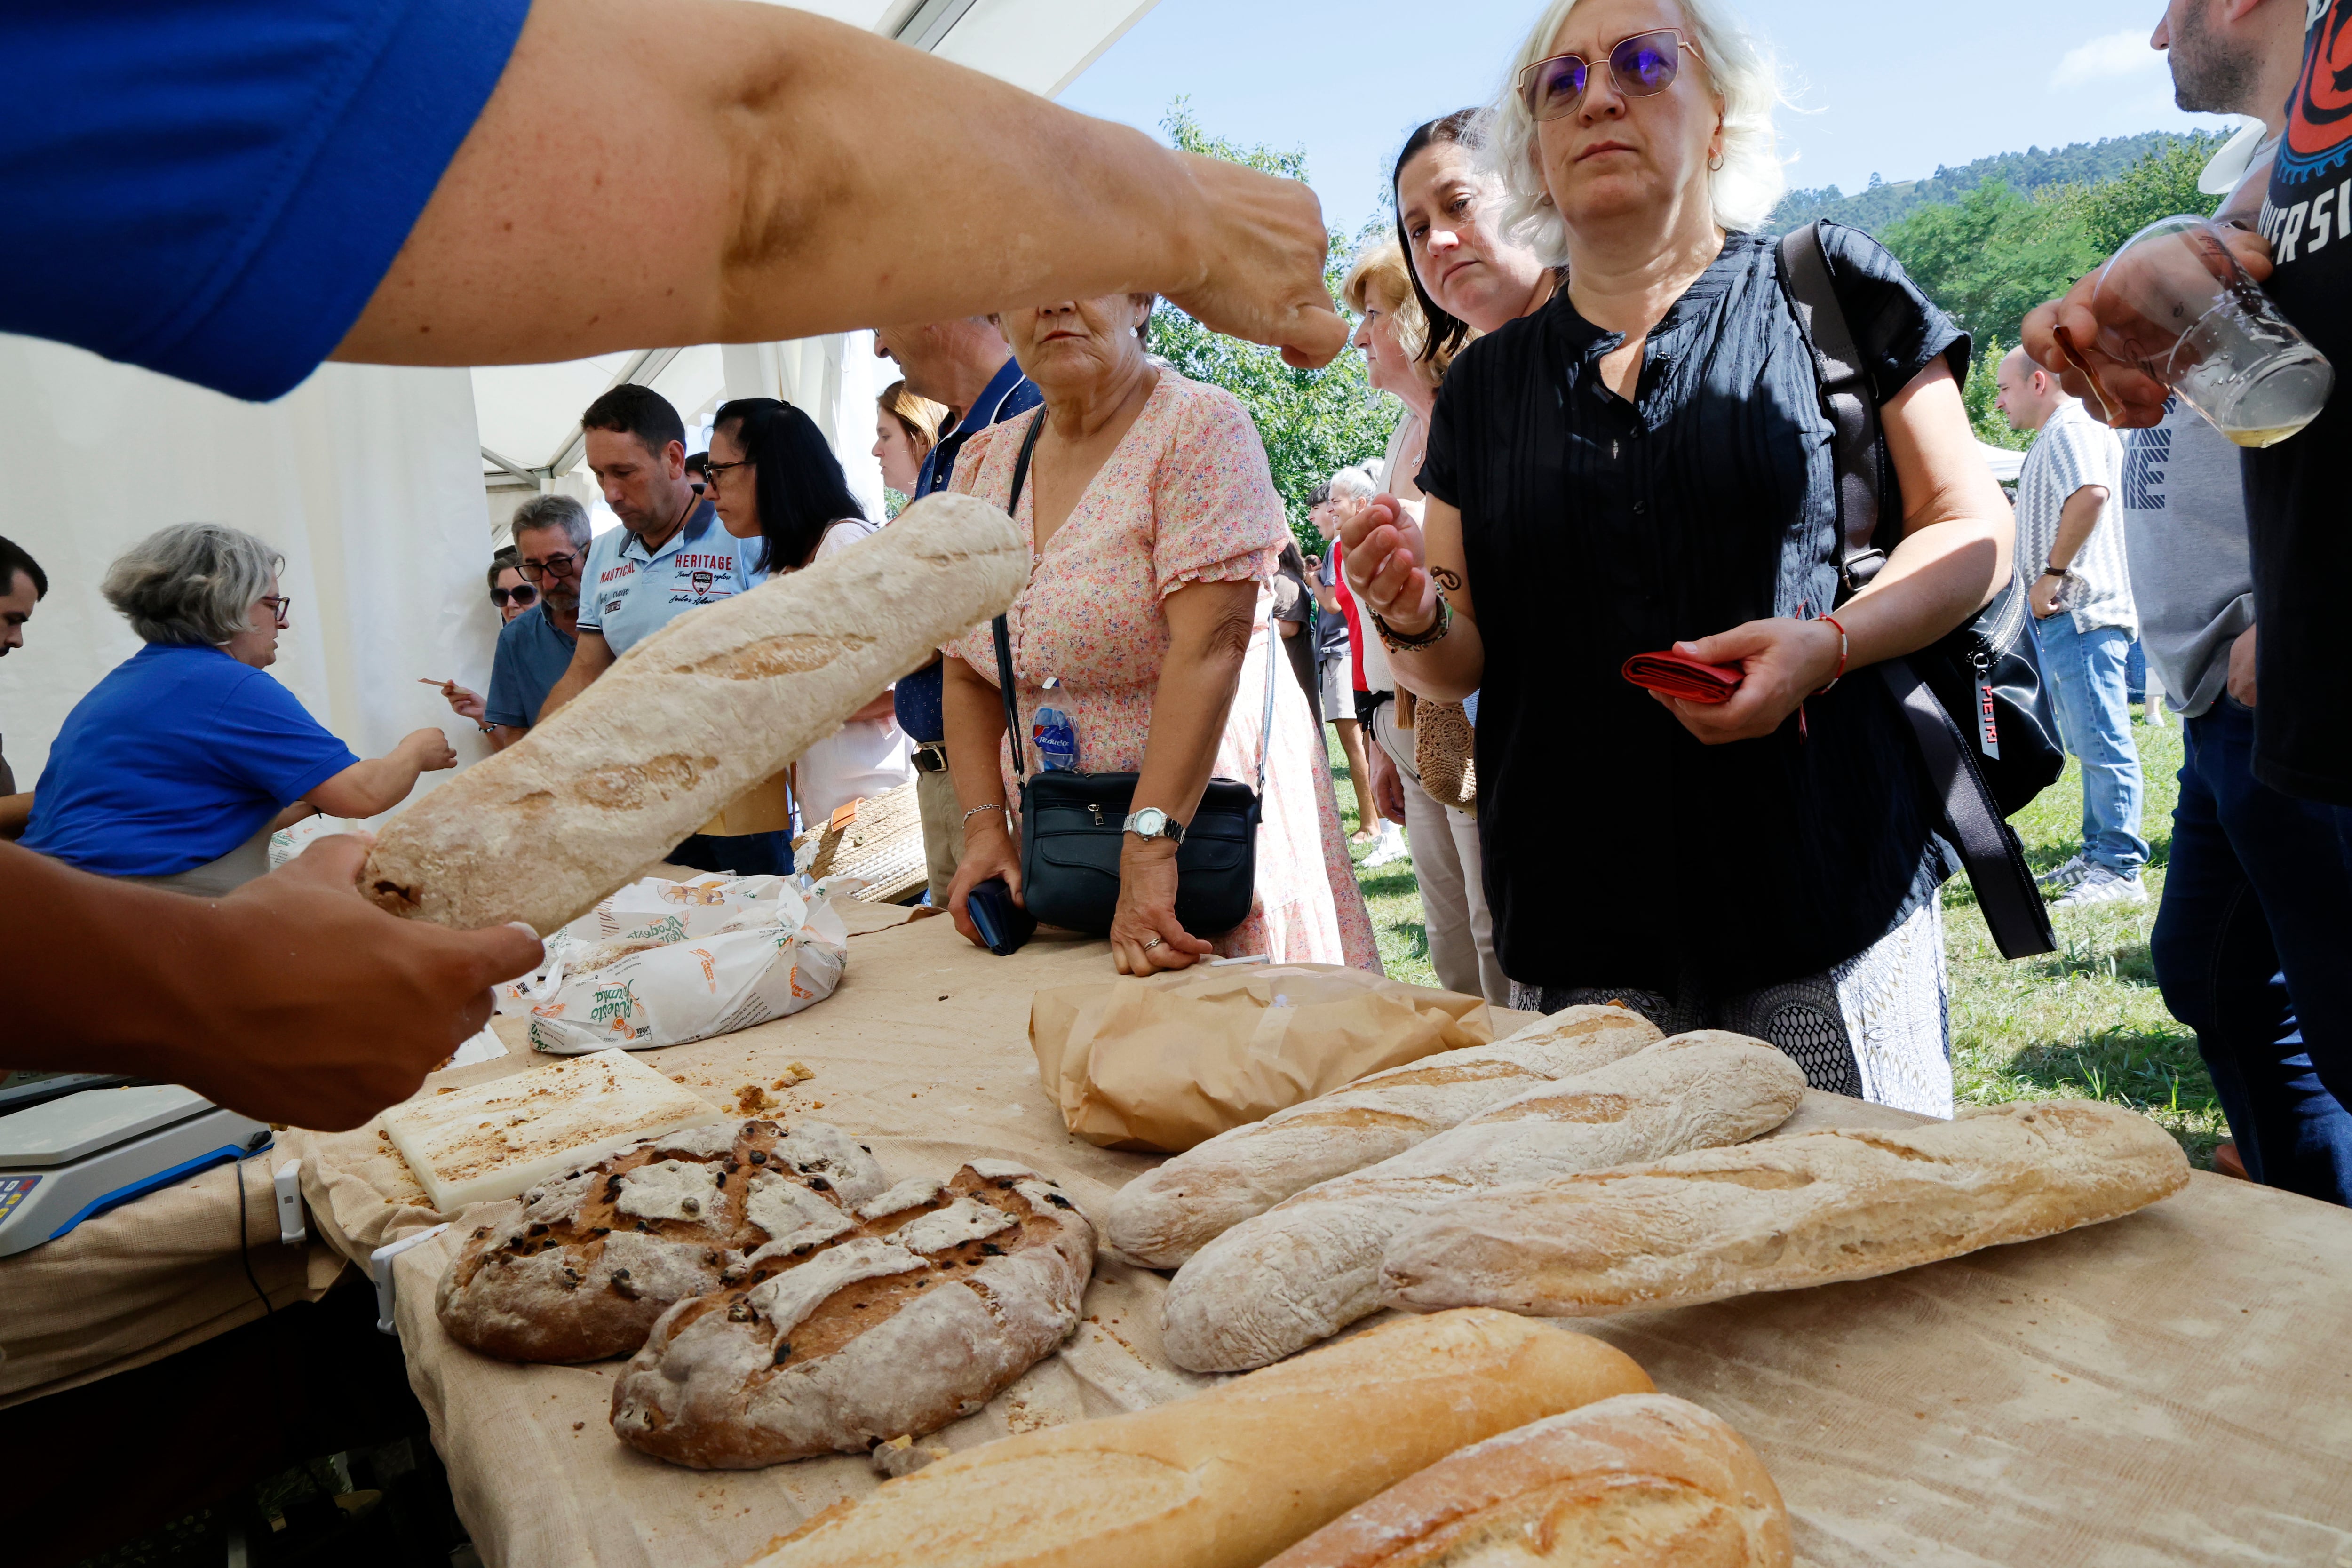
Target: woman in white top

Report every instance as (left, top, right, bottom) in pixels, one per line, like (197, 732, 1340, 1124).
(706, 397, 914, 824)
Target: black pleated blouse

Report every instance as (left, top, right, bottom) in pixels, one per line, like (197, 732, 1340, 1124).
(1420, 225, 1967, 993)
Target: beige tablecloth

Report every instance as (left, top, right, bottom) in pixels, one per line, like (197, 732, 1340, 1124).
(299, 914, 2352, 1568)
(0, 1152, 346, 1409)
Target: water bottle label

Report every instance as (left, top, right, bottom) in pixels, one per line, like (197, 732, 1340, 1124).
(1033, 704, 1081, 772)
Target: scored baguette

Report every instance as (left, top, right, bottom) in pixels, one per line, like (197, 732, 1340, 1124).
(1263, 1393, 1792, 1568)
(1160, 1034, 1804, 1373)
(363, 493, 1026, 933)
(1105, 1005, 1661, 1268)
(743, 1308, 1652, 1568)
(1381, 1098, 2191, 1319)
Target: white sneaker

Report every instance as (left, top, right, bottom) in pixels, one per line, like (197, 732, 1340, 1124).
(2036, 853, 2090, 891)
(1362, 821, 1411, 868)
(2053, 865, 2147, 908)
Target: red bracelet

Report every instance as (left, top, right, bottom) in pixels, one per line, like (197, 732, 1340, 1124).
(1812, 613, 1849, 695)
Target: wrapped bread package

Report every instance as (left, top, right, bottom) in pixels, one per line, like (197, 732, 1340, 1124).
(363, 492, 1027, 934)
(744, 1308, 1652, 1568)
(1031, 963, 1515, 1154)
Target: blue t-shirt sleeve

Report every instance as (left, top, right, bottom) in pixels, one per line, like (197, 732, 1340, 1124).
(483, 617, 534, 729)
(0, 0, 530, 402)
(214, 669, 363, 803)
(575, 533, 613, 634)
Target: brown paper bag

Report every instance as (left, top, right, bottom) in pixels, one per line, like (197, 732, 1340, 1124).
(1030, 964, 1507, 1153)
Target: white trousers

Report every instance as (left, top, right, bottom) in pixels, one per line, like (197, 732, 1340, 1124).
(1372, 700, 1507, 1004)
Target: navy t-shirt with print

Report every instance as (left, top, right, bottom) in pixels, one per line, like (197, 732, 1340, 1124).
(2247, 0, 2352, 804)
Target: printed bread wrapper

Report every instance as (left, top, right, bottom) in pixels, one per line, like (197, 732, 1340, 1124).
(504, 876, 856, 1053)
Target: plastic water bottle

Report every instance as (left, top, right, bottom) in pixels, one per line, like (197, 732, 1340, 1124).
(1033, 705, 1080, 772)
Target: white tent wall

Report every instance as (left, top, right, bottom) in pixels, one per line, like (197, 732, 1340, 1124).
(0, 337, 498, 809)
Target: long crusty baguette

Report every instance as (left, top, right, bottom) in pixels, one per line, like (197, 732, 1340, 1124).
(742, 1309, 1652, 1568)
(363, 492, 1026, 933)
(1263, 1393, 1792, 1568)
(1381, 1098, 2190, 1319)
(1160, 1034, 1804, 1373)
(1105, 1005, 1661, 1268)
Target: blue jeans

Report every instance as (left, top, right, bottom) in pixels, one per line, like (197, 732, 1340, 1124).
(2152, 701, 2352, 1206)
(2034, 614, 2148, 873)
(667, 830, 794, 878)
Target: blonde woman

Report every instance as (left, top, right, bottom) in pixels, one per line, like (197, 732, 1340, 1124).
(1340, 0, 2017, 1113)
(873, 379, 948, 502)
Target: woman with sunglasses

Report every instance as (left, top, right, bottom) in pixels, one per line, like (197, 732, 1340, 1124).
(1341, 0, 2015, 1114)
(21, 524, 456, 896)
(429, 547, 541, 733)
(707, 397, 915, 825)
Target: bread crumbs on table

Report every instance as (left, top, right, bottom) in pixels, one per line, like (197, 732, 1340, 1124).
(573, 1421, 585, 1431)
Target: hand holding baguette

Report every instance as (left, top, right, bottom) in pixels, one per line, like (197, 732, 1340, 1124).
(361, 493, 1027, 934)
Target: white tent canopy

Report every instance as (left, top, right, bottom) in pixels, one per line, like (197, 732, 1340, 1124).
(475, 0, 1160, 542)
(0, 0, 1156, 804)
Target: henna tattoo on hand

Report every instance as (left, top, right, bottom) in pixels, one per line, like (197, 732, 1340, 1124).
(1430, 567, 1463, 592)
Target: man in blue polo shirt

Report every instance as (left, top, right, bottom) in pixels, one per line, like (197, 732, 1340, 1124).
(539, 384, 783, 876)
(873, 317, 1041, 904)
(478, 494, 593, 748)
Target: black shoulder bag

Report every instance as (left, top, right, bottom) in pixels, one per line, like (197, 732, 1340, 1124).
(990, 413, 1274, 937)
(1778, 221, 2062, 961)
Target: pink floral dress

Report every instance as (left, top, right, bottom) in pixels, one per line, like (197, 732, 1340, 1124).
(942, 371, 1380, 971)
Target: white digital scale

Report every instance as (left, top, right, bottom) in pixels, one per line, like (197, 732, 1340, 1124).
(0, 1082, 273, 1258)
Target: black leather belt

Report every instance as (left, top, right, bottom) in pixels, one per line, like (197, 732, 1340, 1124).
(911, 742, 949, 774)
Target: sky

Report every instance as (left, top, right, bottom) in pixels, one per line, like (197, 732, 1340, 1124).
(1059, 0, 2234, 239)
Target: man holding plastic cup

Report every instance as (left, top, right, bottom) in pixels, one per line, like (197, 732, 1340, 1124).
(2024, 0, 2352, 1207)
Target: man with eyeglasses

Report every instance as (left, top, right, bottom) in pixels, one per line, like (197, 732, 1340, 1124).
(472, 494, 592, 752)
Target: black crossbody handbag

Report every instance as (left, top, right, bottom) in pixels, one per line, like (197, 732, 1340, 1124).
(1779, 222, 2063, 961)
(989, 414, 1276, 937)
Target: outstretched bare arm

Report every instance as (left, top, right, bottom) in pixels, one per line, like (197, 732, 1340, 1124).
(335, 0, 1348, 370)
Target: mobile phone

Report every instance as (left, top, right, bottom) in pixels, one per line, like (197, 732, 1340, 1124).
(966, 877, 1035, 956)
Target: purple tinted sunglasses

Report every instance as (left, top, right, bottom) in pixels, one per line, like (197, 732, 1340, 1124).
(1518, 29, 1706, 121)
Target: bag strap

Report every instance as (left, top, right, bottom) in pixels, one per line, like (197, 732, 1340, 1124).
(1777, 222, 1888, 597)
(988, 407, 1279, 794)
(992, 413, 1048, 780)
(1880, 661, 2057, 960)
(1782, 222, 2055, 961)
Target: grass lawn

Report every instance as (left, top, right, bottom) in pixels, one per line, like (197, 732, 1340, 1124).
(1327, 711, 2223, 1168)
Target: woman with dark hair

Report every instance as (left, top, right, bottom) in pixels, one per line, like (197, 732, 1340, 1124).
(1393, 109, 1558, 364)
(706, 398, 914, 822)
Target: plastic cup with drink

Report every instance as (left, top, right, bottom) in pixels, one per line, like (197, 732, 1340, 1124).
(2090, 214, 2333, 448)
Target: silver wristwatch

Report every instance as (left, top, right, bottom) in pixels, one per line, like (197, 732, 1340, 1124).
(1123, 807, 1185, 847)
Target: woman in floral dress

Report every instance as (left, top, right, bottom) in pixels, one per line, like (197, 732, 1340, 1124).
(937, 292, 1379, 974)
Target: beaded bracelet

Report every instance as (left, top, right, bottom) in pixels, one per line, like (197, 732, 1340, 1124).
(1372, 593, 1453, 654)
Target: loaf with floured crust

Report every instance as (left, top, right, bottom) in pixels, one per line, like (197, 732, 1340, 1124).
(1106, 1005, 1661, 1268)
(434, 1118, 886, 1363)
(742, 1309, 1653, 1568)
(1161, 1034, 1804, 1373)
(1261, 1393, 1791, 1568)
(363, 492, 1027, 933)
(610, 1160, 1093, 1468)
(1381, 1098, 2191, 1319)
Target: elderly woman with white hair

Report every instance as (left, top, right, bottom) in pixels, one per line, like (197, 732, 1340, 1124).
(22, 524, 455, 896)
(1340, 0, 2016, 1113)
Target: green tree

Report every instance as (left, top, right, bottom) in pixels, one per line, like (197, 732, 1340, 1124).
(1880, 180, 2101, 356)
(1150, 100, 1398, 555)
(2071, 138, 2223, 254)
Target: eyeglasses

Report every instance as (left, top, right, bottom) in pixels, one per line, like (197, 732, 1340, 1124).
(490, 583, 540, 608)
(258, 595, 292, 628)
(516, 553, 579, 581)
(1517, 29, 1705, 122)
(701, 458, 751, 491)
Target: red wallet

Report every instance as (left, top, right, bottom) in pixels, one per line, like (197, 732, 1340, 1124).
(1621, 649, 1745, 705)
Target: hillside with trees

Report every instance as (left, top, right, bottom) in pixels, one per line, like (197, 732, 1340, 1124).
(1764, 131, 2227, 236)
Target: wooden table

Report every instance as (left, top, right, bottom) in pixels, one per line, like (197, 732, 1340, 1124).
(298, 914, 2352, 1568)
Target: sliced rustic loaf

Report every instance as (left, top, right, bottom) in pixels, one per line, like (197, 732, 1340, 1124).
(1260, 1393, 1791, 1568)
(1380, 1098, 2191, 1319)
(434, 1119, 884, 1363)
(1160, 1033, 1804, 1373)
(609, 1160, 1093, 1468)
(363, 491, 1027, 933)
(1105, 1004, 1661, 1268)
(742, 1309, 1653, 1568)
